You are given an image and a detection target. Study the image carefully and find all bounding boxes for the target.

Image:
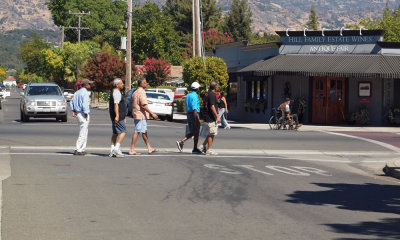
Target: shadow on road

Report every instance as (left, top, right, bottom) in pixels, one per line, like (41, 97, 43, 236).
(286, 183, 400, 239)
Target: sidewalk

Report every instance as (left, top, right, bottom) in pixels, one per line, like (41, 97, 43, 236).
(91, 103, 400, 133)
(172, 112, 400, 133)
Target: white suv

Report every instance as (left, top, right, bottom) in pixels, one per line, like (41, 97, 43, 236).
(20, 83, 68, 122)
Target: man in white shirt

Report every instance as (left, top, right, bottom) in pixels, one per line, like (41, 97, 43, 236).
(70, 79, 93, 155)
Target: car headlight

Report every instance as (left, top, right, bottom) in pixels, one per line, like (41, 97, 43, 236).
(25, 100, 35, 106)
(58, 100, 66, 106)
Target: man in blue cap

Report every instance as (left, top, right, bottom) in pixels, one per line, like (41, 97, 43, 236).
(176, 82, 203, 154)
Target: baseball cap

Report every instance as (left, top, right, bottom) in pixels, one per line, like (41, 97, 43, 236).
(191, 82, 200, 89)
(81, 79, 94, 85)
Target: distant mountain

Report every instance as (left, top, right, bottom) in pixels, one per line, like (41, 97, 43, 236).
(0, 0, 55, 32)
(1, 0, 400, 34)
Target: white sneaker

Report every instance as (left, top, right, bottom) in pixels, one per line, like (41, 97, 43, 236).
(206, 150, 218, 156)
(199, 144, 207, 153)
(113, 149, 125, 158)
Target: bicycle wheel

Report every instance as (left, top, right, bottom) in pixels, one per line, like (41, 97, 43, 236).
(268, 116, 277, 130)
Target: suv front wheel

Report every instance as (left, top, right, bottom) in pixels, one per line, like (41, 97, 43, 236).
(20, 110, 29, 122)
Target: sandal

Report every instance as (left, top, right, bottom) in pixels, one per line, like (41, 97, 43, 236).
(128, 151, 142, 155)
(148, 148, 159, 154)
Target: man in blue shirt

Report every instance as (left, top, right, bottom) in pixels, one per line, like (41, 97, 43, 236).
(70, 79, 93, 155)
(176, 82, 202, 154)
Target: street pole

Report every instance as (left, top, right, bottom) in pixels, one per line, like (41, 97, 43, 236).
(67, 11, 90, 82)
(192, 0, 201, 57)
(126, 0, 132, 91)
(61, 26, 64, 48)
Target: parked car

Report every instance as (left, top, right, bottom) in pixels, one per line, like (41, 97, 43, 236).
(18, 83, 24, 88)
(20, 83, 68, 122)
(125, 88, 136, 117)
(63, 89, 75, 102)
(146, 88, 174, 102)
(0, 86, 10, 99)
(146, 92, 174, 121)
(23, 84, 27, 90)
(173, 87, 187, 100)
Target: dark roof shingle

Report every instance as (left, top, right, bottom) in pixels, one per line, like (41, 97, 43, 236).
(239, 54, 400, 79)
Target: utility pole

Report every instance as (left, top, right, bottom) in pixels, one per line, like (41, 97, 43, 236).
(192, 0, 201, 57)
(66, 10, 90, 82)
(68, 10, 91, 44)
(126, 0, 132, 91)
(61, 26, 64, 48)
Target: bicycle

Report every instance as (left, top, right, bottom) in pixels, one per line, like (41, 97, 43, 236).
(268, 107, 282, 130)
(269, 107, 296, 130)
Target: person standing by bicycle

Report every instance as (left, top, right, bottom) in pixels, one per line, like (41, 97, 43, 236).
(280, 98, 301, 129)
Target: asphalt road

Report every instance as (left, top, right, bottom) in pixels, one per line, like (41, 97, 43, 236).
(1, 90, 399, 240)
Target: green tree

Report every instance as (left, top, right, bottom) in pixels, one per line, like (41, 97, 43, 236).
(224, 0, 253, 41)
(163, 0, 222, 34)
(306, 5, 319, 30)
(132, 1, 182, 65)
(201, 0, 222, 31)
(38, 48, 65, 86)
(163, 0, 192, 34)
(62, 41, 96, 82)
(346, 3, 400, 41)
(19, 35, 50, 74)
(46, 0, 126, 48)
(0, 65, 6, 81)
(249, 32, 280, 45)
(183, 56, 228, 97)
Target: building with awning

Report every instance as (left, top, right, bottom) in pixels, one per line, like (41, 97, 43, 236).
(211, 29, 400, 125)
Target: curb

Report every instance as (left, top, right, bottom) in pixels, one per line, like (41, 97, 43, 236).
(383, 158, 400, 180)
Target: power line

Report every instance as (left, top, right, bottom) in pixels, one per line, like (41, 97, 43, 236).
(65, 10, 91, 45)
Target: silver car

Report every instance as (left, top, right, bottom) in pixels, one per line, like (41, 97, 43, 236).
(20, 83, 68, 122)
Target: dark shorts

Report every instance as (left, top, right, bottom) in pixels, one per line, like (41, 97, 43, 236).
(112, 120, 127, 134)
(187, 112, 200, 135)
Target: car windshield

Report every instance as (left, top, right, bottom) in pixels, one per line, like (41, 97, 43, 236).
(64, 89, 74, 94)
(146, 92, 170, 100)
(27, 86, 62, 96)
(177, 88, 186, 93)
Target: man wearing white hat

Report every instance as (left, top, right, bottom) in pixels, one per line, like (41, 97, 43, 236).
(176, 82, 203, 154)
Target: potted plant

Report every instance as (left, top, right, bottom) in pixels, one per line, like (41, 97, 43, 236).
(386, 106, 400, 125)
(292, 96, 307, 122)
(255, 100, 266, 114)
(351, 105, 370, 125)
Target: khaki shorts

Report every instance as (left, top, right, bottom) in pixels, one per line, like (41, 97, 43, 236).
(207, 121, 218, 136)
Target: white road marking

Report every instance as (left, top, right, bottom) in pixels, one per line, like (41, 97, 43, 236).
(265, 166, 310, 176)
(0, 152, 355, 163)
(207, 164, 332, 177)
(234, 165, 274, 175)
(4, 145, 397, 157)
(204, 164, 243, 174)
(291, 166, 332, 176)
(11, 122, 182, 128)
(324, 131, 400, 153)
(360, 160, 387, 163)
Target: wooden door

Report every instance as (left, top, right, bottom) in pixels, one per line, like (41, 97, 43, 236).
(312, 77, 346, 124)
(312, 77, 327, 123)
(326, 77, 346, 124)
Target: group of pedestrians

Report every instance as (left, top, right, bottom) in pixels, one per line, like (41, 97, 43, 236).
(176, 80, 230, 156)
(70, 77, 229, 157)
(70, 77, 159, 157)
